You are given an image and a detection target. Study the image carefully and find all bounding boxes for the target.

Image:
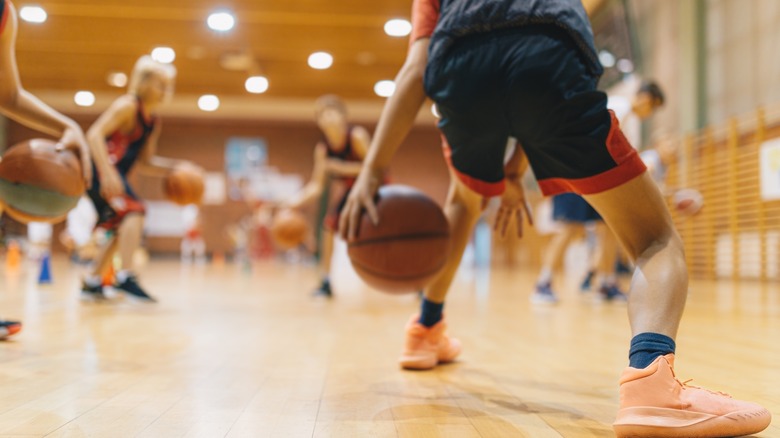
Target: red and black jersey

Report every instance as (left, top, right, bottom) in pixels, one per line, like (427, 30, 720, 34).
(322, 126, 361, 187)
(1, 0, 10, 35)
(107, 96, 157, 175)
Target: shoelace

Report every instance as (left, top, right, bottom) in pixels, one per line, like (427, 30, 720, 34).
(676, 378, 732, 398)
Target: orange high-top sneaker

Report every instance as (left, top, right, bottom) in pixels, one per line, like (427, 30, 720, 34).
(399, 315, 461, 370)
(614, 354, 771, 437)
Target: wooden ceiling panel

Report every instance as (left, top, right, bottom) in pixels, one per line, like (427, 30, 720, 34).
(14, 1, 413, 102)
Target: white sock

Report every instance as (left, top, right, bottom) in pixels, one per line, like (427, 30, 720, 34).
(85, 275, 101, 287)
(116, 270, 132, 283)
(537, 267, 553, 285)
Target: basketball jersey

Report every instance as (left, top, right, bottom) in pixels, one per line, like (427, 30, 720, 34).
(323, 126, 361, 187)
(106, 96, 157, 175)
(0, 0, 9, 36)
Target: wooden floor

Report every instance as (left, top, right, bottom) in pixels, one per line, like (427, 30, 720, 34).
(1, 250, 779, 437)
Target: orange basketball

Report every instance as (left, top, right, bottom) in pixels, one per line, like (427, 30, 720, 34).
(347, 185, 451, 294)
(673, 188, 703, 216)
(0, 139, 84, 224)
(164, 167, 205, 205)
(271, 209, 308, 249)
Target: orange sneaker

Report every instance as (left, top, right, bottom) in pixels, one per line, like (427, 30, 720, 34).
(614, 354, 771, 438)
(399, 315, 461, 370)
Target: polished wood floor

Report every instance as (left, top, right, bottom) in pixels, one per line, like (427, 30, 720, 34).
(1, 247, 779, 437)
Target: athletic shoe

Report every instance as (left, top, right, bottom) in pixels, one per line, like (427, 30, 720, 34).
(580, 270, 595, 291)
(614, 354, 771, 437)
(81, 282, 107, 302)
(597, 284, 628, 302)
(115, 275, 157, 302)
(0, 320, 21, 339)
(531, 283, 559, 304)
(312, 279, 333, 298)
(399, 315, 461, 370)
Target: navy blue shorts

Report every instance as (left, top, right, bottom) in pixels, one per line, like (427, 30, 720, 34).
(424, 25, 645, 197)
(552, 193, 602, 223)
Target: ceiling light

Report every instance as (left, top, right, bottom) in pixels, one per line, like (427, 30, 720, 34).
(207, 11, 235, 32)
(384, 19, 412, 37)
(374, 80, 395, 98)
(106, 72, 128, 88)
(245, 76, 269, 94)
(198, 95, 220, 112)
(19, 6, 47, 23)
(308, 52, 333, 70)
(598, 50, 616, 68)
(74, 91, 95, 107)
(151, 47, 176, 64)
(617, 59, 635, 73)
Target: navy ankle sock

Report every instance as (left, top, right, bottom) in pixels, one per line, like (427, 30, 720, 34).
(418, 298, 444, 327)
(629, 333, 676, 369)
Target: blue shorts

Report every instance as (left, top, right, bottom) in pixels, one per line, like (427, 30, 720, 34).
(424, 25, 645, 197)
(552, 193, 601, 223)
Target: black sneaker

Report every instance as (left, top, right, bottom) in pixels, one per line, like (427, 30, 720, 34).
(580, 270, 595, 291)
(312, 278, 333, 298)
(0, 320, 21, 339)
(81, 282, 107, 302)
(115, 275, 157, 302)
(597, 284, 628, 302)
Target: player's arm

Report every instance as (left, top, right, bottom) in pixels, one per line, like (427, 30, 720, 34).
(339, 38, 430, 239)
(0, 2, 91, 185)
(286, 143, 328, 210)
(325, 126, 371, 176)
(136, 121, 195, 177)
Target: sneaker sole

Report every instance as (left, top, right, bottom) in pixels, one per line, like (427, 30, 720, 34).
(399, 355, 438, 370)
(614, 406, 771, 438)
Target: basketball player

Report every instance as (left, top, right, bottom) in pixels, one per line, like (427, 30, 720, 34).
(339, 1, 770, 436)
(80, 55, 196, 302)
(0, 0, 91, 338)
(286, 95, 370, 298)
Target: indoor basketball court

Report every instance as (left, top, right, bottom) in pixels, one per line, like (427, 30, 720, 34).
(0, 1, 778, 437)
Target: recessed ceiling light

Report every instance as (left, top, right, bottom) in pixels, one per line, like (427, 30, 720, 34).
(308, 52, 333, 70)
(374, 80, 395, 98)
(106, 72, 128, 88)
(599, 50, 616, 68)
(384, 19, 412, 37)
(198, 95, 220, 112)
(151, 47, 176, 64)
(617, 59, 634, 73)
(19, 6, 47, 24)
(207, 11, 235, 32)
(245, 76, 269, 94)
(74, 91, 95, 107)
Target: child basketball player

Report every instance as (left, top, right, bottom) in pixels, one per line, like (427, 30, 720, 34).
(80, 55, 197, 302)
(339, 1, 770, 436)
(286, 95, 371, 297)
(0, 0, 91, 338)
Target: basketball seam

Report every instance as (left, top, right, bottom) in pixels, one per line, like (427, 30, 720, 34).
(347, 232, 450, 247)
(350, 258, 447, 281)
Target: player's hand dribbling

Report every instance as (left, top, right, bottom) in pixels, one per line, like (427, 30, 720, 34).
(495, 176, 533, 238)
(339, 166, 383, 241)
(57, 125, 93, 188)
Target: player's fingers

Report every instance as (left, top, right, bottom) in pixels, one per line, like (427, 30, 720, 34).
(364, 196, 380, 226)
(516, 208, 524, 238)
(523, 200, 534, 226)
(347, 200, 363, 241)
